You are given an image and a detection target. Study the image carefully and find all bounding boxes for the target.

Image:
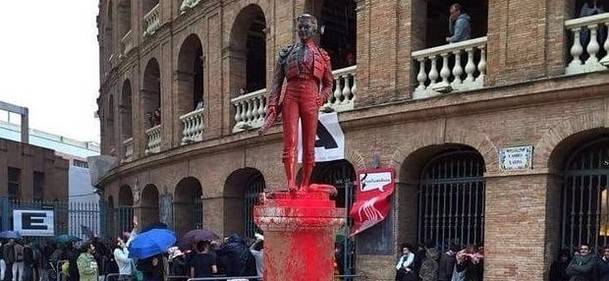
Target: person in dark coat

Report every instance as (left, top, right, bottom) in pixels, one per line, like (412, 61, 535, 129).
(419, 241, 439, 281)
(395, 243, 416, 281)
(137, 254, 165, 281)
(2, 240, 15, 281)
(566, 243, 597, 281)
(66, 244, 80, 281)
(22, 242, 34, 281)
(598, 246, 609, 281)
(550, 249, 571, 281)
(438, 243, 458, 281)
(413, 243, 426, 280)
(216, 234, 257, 278)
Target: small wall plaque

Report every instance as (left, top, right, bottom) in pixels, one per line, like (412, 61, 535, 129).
(499, 145, 533, 171)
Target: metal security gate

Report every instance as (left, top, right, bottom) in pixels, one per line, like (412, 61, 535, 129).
(244, 173, 265, 239)
(561, 138, 609, 251)
(0, 198, 108, 240)
(418, 150, 485, 250)
(112, 206, 134, 236)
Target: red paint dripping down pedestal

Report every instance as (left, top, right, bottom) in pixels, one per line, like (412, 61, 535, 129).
(254, 188, 345, 281)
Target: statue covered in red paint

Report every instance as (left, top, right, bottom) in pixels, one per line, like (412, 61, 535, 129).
(259, 14, 334, 192)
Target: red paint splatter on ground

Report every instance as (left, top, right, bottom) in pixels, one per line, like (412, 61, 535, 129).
(254, 187, 345, 281)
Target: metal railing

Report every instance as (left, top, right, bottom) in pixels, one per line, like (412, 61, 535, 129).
(184, 274, 368, 281)
(186, 277, 261, 281)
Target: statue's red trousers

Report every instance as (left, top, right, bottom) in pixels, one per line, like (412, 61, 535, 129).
(282, 78, 319, 166)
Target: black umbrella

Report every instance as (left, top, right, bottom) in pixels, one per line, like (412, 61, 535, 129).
(179, 228, 219, 249)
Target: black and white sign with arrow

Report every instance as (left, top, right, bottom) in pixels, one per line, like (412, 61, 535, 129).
(297, 112, 345, 163)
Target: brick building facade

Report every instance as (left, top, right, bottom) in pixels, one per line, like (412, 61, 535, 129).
(0, 138, 69, 202)
(97, 0, 609, 279)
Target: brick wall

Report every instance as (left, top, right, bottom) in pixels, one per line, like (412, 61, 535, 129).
(96, 0, 609, 279)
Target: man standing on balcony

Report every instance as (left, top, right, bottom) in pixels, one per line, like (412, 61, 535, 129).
(259, 14, 334, 192)
(446, 3, 471, 43)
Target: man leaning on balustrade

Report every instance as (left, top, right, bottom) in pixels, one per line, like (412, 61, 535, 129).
(446, 3, 471, 44)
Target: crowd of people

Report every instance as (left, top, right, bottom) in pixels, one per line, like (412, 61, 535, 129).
(395, 241, 484, 281)
(550, 243, 609, 281)
(110, 220, 264, 281)
(0, 221, 264, 281)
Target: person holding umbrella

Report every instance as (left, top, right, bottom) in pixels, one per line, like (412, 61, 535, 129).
(189, 241, 217, 279)
(129, 229, 176, 281)
(76, 242, 98, 281)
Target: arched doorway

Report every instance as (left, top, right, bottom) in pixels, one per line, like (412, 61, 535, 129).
(224, 168, 266, 238)
(229, 5, 267, 95)
(117, 185, 134, 235)
(142, 58, 161, 129)
(305, 0, 357, 69)
(177, 34, 204, 115)
(120, 80, 133, 140)
(417, 148, 485, 250)
(176, 34, 204, 144)
(173, 177, 203, 237)
(141, 184, 160, 228)
(561, 137, 609, 250)
(424, 0, 488, 48)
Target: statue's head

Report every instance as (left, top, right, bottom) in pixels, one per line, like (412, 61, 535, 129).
(296, 14, 318, 42)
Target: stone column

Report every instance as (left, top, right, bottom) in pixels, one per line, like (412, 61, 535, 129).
(255, 191, 345, 281)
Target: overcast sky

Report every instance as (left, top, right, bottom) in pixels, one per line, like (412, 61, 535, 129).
(0, 0, 100, 142)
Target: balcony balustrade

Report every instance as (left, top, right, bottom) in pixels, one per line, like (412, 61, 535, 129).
(230, 66, 359, 132)
(412, 37, 487, 99)
(179, 107, 205, 144)
(231, 89, 267, 133)
(326, 65, 357, 112)
(180, 0, 201, 14)
(565, 13, 609, 75)
(145, 125, 161, 154)
(120, 30, 134, 55)
(122, 138, 134, 161)
(143, 4, 161, 37)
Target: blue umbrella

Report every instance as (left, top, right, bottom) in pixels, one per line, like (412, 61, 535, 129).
(0, 231, 21, 240)
(128, 229, 176, 259)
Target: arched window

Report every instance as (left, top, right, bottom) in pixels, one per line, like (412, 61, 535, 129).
(142, 58, 161, 129)
(118, 0, 131, 38)
(107, 95, 115, 153)
(229, 5, 267, 95)
(418, 149, 485, 250)
(120, 80, 133, 139)
(306, 0, 357, 70)
(561, 138, 609, 250)
(143, 0, 159, 14)
(104, 1, 114, 58)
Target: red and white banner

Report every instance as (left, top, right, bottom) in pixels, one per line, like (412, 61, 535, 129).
(349, 167, 395, 237)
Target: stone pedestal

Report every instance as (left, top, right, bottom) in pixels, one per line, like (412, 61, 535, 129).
(254, 191, 345, 281)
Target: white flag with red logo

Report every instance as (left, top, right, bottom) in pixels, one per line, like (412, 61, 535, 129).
(349, 168, 395, 237)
